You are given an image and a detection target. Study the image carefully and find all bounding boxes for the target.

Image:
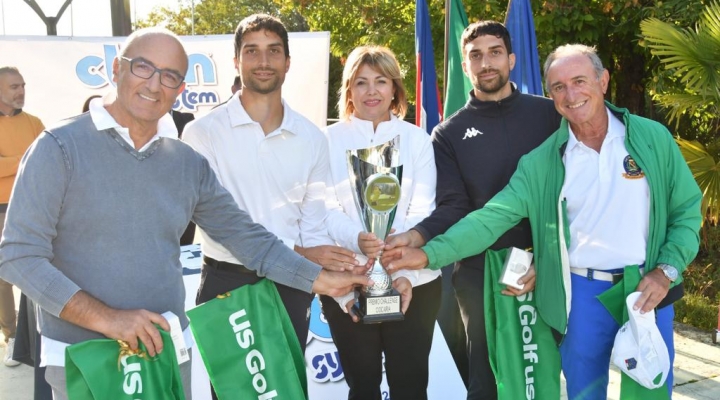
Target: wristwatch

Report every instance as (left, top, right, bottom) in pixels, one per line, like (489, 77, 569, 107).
(657, 264, 678, 282)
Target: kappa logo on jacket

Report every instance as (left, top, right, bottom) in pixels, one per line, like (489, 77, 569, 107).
(462, 127, 484, 140)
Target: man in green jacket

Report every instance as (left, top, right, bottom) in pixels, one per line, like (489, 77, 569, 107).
(385, 44, 701, 399)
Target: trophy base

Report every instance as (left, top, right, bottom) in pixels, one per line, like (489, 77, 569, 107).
(353, 288, 404, 324)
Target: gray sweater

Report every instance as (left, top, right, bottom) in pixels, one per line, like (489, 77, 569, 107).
(0, 113, 321, 344)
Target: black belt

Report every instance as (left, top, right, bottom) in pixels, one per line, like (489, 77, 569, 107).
(0, 203, 7, 213)
(203, 256, 255, 274)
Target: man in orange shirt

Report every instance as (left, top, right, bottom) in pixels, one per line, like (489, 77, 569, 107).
(0, 66, 44, 367)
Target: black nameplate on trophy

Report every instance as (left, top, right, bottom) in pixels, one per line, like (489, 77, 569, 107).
(353, 287, 404, 324)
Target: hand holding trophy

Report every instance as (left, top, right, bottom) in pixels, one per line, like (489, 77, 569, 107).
(346, 136, 404, 323)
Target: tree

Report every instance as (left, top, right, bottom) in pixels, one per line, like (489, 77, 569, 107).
(289, 0, 505, 119)
(135, 0, 308, 34)
(136, 0, 709, 127)
(533, 1, 675, 116)
(641, 1, 720, 225)
(137, 0, 506, 119)
(290, 0, 421, 120)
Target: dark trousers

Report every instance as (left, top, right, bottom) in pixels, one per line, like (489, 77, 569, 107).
(320, 277, 442, 400)
(196, 257, 314, 400)
(179, 222, 196, 246)
(0, 210, 16, 342)
(453, 266, 497, 400)
(16, 295, 53, 400)
(436, 264, 469, 387)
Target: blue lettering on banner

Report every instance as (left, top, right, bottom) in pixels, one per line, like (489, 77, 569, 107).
(184, 54, 218, 85)
(308, 297, 333, 342)
(75, 44, 220, 112)
(174, 89, 219, 112)
(309, 350, 344, 383)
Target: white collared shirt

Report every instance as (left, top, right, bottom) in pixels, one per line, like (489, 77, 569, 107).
(41, 96, 187, 367)
(324, 115, 440, 296)
(88, 96, 178, 151)
(561, 108, 649, 270)
(182, 92, 333, 262)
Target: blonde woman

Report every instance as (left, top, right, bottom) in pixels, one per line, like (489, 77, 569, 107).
(321, 45, 442, 400)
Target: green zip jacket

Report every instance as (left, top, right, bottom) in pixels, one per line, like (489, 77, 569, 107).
(423, 102, 702, 334)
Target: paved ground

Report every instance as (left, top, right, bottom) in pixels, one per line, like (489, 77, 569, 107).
(1, 286, 33, 400)
(665, 322, 720, 400)
(2, 283, 719, 399)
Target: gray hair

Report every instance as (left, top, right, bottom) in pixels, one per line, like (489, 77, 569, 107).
(0, 66, 21, 77)
(543, 44, 604, 88)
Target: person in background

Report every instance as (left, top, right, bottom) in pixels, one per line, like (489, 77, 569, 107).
(81, 95, 101, 113)
(171, 109, 194, 135)
(0, 66, 44, 368)
(382, 21, 561, 399)
(231, 75, 241, 94)
(321, 45, 440, 400)
(1, 66, 53, 400)
(0, 28, 369, 400)
(170, 108, 196, 245)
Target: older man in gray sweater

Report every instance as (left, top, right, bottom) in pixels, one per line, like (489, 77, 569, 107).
(0, 28, 368, 400)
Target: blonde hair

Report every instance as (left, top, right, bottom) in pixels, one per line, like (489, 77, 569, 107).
(338, 45, 408, 120)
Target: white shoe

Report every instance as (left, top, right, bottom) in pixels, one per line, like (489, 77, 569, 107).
(3, 338, 20, 367)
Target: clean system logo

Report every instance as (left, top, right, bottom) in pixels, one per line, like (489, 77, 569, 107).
(75, 44, 220, 111)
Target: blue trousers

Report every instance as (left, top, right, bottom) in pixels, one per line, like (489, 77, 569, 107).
(559, 273, 675, 400)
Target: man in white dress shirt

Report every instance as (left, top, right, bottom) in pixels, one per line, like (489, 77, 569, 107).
(182, 14, 359, 366)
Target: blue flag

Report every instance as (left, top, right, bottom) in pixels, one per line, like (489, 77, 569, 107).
(415, 0, 442, 133)
(505, 0, 544, 95)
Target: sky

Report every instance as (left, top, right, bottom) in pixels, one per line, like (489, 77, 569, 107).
(0, 0, 182, 37)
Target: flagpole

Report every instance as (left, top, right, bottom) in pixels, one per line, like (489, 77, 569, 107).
(191, 0, 195, 35)
(443, 0, 450, 98)
(1, 0, 5, 35)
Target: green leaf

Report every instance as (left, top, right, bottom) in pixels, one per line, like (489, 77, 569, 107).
(677, 138, 720, 224)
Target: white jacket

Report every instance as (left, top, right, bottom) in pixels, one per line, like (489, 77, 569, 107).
(324, 114, 441, 308)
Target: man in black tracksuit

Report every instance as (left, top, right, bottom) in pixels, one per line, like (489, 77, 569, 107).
(384, 21, 561, 399)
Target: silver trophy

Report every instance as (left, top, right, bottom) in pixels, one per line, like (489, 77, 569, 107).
(347, 136, 404, 323)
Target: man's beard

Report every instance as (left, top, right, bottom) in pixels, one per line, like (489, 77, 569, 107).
(244, 69, 282, 95)
(472, 69, 508, 94)
(0, 96, 23, 110)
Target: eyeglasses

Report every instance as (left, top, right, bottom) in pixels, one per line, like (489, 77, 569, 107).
(120, 56, 185, 89)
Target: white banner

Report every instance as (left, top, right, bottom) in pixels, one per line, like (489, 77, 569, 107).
(0, 32, 329, 128)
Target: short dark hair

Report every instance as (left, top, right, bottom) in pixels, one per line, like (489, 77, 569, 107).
(461, 21, 513, 55)
(234, 14, 290, 59)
